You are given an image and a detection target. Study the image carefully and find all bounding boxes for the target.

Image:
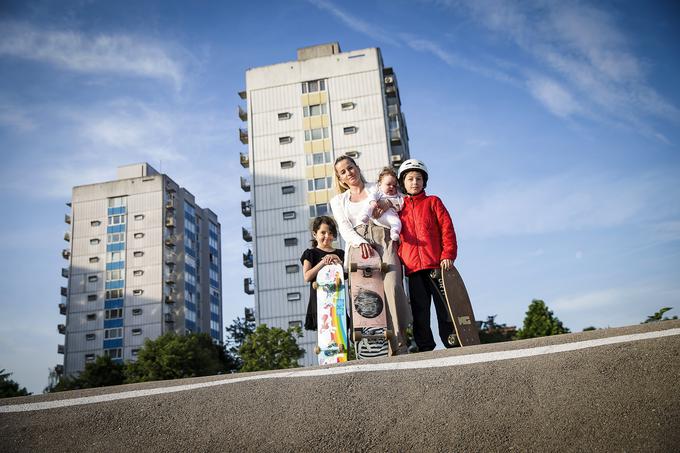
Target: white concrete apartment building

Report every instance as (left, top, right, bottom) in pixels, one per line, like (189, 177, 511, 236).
(59, 163, 223, 376)
(238, 43, 410, 365)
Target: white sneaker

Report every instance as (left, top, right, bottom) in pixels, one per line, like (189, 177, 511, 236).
(390, 230, 400, 242)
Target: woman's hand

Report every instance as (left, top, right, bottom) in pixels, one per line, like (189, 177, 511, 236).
(441, 259, 453, 271)
(360, 243, 373, 259)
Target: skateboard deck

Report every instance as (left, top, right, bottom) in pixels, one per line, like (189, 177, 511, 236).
(314, 263, 348, 365)
(430, 266, 481, 347)
(348, 247, 390, 359)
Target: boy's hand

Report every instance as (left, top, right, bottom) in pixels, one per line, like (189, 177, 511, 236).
(441, 259, 453, 271)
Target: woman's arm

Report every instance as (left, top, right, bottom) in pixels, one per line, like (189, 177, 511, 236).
(330, 194, 368, 247)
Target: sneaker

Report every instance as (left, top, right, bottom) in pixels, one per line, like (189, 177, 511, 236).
(390, 230, 400, 242)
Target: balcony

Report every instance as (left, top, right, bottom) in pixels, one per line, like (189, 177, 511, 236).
(389, 128, 402, 143)
(245, 307, 255, 322)
(64, 213, 71, 224)
(61, 268, 69, 278)
(60, 286, 68, 297)
(243, 250, 253, 268)
(165, 217, 175, 228)
(239, 128, 248, 145)
(62, 249, 70, 260)
(384, 75, 395, 85)
(244, 278, 254, 295)
(57, 324, 65, 335)
(164, 313, 174, 324)
(165, 235, 176, 248)
(240, 152, 249, 168)
(242, 227, 252, 242)
(55, 365, 64, 375)
(241, 200, 252, 217)
(238, 105, 248, 121)
(166, 199, 175, 211)
(165, 273, 176, 285)
(165, 253, 176, 266)
(385, 85, 396, 96)
(391, 153, 404, 165)
(387, 104, 399, 117)
(57, 344, 64, 354)
(238, 90, 247, 100)
(165, 295, 176, 305)
(59, 303, 67, 315)
(240, 176, 251, 192)
(166, 186, 176, 194)
(64, 231, 71, 242)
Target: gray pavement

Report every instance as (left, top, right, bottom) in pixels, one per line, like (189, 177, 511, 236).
(1, 321, 679, 452)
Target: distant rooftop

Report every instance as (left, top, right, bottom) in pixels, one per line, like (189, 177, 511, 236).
(296, 42, 341, 61)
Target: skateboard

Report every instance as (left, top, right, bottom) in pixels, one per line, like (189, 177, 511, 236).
(348, 247, 391, 359)
(313, 263, 348, 365)
(430, 266, 481, 347)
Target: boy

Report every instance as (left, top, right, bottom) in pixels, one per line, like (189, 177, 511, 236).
(397, 159, 457, 351)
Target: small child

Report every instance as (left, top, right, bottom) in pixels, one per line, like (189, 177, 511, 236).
(360, 167, 404, 242)
(397, 159, 458, 352)
(300, 216, 345, 331)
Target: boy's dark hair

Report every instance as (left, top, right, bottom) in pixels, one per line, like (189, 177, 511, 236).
(310, 216, 338, 247)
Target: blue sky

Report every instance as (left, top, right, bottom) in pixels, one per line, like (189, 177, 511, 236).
(1, 0, 678, 393)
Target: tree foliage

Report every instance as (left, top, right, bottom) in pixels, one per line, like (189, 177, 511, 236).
(224, 316, 256, 370)
(514, 299, 570, 340)
(239, 324, 305, 372)
(50, 356, 126, 392)
(126, 332, 233, 383)
(643, 307, 677, 323)
(478, 315, 517, 344)
(0, 369, 31, 398)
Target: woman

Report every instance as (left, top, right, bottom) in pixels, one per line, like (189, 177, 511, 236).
(330, 155, 410, 355)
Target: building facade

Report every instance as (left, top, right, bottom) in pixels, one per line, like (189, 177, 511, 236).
(59, 163, 223, 376)
(238, 43, 410, 365)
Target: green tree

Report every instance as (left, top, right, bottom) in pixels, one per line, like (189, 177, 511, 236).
(225, 316, 256, 370)
(478, 315, 517, 344)
(643, 307, 677, 323)
(49, 356, 126, 392)
(125, 332, 231, 383)
(0, 369, 31, 398)
(514, 299, 570, 340)
(239, 324, 305, 372)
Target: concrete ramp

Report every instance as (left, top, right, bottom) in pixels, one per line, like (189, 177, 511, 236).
(2, 322, 679, 452)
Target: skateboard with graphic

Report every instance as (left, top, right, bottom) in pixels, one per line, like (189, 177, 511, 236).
(313, 263, 348, 365)
(348, 247, 391, 359)
(430, 266, 480, 347)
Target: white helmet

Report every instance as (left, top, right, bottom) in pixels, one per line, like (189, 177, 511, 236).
(398, 158, 429, 191)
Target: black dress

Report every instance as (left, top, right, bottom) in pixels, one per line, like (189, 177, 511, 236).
(299, 247, 345, 331)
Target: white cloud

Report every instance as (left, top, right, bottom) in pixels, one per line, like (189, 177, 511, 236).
(526, 75, 581, 118)
(0, 21, 185, 89)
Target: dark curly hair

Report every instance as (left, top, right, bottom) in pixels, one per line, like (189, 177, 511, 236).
(310, 216, 338, 247)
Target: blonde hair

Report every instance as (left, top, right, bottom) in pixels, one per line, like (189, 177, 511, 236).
(333, 155, 367, 193)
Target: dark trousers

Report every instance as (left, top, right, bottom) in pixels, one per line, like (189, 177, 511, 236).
(408, 269, 455, 352)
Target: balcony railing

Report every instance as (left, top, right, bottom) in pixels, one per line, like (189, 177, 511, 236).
(389, 128, 401, 143)
(166, 273, 176, 285)
(166, 199, 175, 211)
(238, 90, 247, 100)
(165, 235, 176, 248)
(61, 268, 69, 278)
(242, 227, 252, 242)
(64, 214, 71, 224)
(245, 307, 255, 322)
(238, 105, 248, 121)
(165, 217, 175, 228)
(59, 303, 67, 315)
(243, 250, 253, 268)
(64, 231, 70, 242)
(243, 278, 254, 295)
(239, 128, 248, 145)
(60, 286, 67, 297)
(385, 85, 396, 96)
(165, 295, 176, 305)
(62, 249, 70, 260)
(240, 152, 249, 168)
(387, 104, 399, 117)
(240, 176, 251, 192)
(241, 200, 252, 217)
(57, 324, 65, 335)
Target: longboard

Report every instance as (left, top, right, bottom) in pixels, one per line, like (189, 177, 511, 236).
(313, 263, 348, 365)
(348, 247, 390, 359)
(430, 266, 481, 347)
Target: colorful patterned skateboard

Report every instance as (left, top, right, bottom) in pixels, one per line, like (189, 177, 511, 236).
(313, 263, 348, 365)
(430, 266, 480, 347)
(348, 247, 391, 359)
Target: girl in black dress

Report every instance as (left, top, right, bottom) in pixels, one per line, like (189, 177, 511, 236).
(300, 216, 345, 330)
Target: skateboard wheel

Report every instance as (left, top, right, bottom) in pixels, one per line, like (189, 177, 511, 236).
(314, 345, 321, 355)
(447, 334, 459, 347)
(349, 263, 357, 272)
(380, 262, 389, 273)
(312, 282, 318, 290)
(385, 329, 394, 340)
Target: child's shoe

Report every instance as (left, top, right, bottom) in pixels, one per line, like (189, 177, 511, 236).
(390, 229, 400, 242)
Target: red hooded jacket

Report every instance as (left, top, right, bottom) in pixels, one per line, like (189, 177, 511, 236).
(398, 191, 457, 275)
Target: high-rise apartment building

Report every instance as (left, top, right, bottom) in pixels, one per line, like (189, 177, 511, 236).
(238, 43, 410, 365)
(58, 163, 222, 376)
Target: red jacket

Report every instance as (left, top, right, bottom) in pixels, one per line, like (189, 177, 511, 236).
(398, 191, 457, 275)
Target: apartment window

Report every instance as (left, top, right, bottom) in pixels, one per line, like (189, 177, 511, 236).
(287, 292, 302, 302)
(134, 232, 144, 239)
(133, 270, 144, 277)
(304, 127, 329, 141)
(85, 353, 95, 362)
(108, 197, 126, 208)
(106, 269, 123, 281)
(88, 275, 98, 282)
(87, 294, 97, 302)
(131, 349, 140, 357)
(307, 177, 333, 192)
(90, 220, 101, 227)
(341, 101, 355, 110)
(301, 79, 326, 93)
(284, 238, 298, 247)
(89, 256, 100, 263)
(279, 136, 293, 144)
(282, 211, 296, 220)
(343, 126, 358, 134)
(303, 103, 327, 117)
(309, 203, 329, 217)
(132, 289, 144, 296)
(282, 185, 295, 195)
(306, 152, 331, 166)
(278, 112, 291, 120)
(134, 214, 144, 221)
(106, 288, 123, 299)
(105, 308, 123, 319)
(133, 251, 144, 258)
(280, 160, 295, 169)
(289, 320, 303, 329)
(107, 251, 123, 262)
(85, 334, 96, 341)
(285, 264, 299, 274)
(108, 214, 125, 225)
(104, 348, 122, 359)
(86, 313, 96, 321)
(108, 232, 125, 243)
(104, 328, 123, 339)
(131, 328, 142, 336)
(132, 308, 143, 316)
(90, 238, 100, 245)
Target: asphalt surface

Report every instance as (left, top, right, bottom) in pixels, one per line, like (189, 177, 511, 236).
(1, 321, 679, 452)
